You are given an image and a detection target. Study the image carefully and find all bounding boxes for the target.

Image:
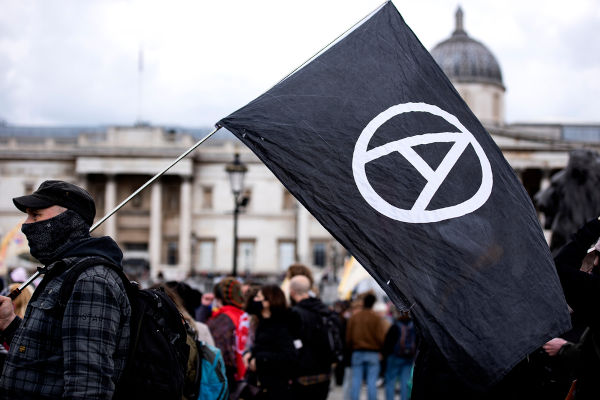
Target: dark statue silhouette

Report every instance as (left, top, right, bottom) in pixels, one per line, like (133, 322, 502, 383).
(535, 149, 600, 252)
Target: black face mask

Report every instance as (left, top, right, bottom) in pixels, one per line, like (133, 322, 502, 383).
(246, 299, 264, 316)
(21, 210, 90, 265)
(289, 297, 297, 307)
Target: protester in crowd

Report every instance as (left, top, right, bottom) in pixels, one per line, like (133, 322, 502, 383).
(233, 283, 262, 399)
(552, 217, 600, 399)
(243, 284, 297, 399)
(166, 280, 214, 346)
(537, 306, 588, 400)
(289, 274, 334, 400)
(332, 300, 351, 387)
(346, 292, 389, 400)
(0, 180, 131, 398)
(166, 280, 202, 316)
(242, 282, 262, 355)
(281, 263, 318, 299)
(383, 308, 417, 400)
(205, 277, 250, 396)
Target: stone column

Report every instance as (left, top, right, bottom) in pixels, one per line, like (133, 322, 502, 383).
(296, 204, 310, 265)
(149, 180, 162, 277)
(104, 175, 117, 239)
(179, 177, 192, 275)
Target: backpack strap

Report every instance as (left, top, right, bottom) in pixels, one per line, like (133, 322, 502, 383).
(56, 256, 130, 314)
(29, 260, 69, 304)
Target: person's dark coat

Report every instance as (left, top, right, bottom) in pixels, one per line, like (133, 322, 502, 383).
(251, 310, 297, 399)
(0, 235, 130, 399)
(553, 217, 600, 399)
(291, 297, 333, 377)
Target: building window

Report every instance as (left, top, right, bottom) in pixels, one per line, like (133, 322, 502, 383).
(197, 239, 215, 271)
(238, 240, 255, 273)
(278, 241, 296, 271)
(167, 241, 178, 265)
(202, 186, 213, 210)
(312, 241, 327, 268)
(282, 189, 295, 210)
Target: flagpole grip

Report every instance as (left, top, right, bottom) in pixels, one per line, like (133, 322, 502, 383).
(7, 270, 41, 300)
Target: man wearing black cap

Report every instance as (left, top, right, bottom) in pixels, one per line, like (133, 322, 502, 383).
(0, 180, 131, 399)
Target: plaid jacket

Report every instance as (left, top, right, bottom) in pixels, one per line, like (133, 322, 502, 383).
(0, 256, 131, 399)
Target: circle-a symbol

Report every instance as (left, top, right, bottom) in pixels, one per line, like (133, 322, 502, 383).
(352, 102, 493, 223)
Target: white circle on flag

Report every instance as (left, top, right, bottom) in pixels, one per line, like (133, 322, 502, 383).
(352, 102, 493, 223)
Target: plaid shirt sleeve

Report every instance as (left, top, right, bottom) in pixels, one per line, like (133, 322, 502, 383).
(61, 265, 130, 399)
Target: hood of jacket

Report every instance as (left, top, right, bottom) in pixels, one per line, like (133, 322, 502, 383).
(59, 236, 124, 267)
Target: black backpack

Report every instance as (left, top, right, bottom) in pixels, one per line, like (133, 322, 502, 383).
(56, 257, 190, 400)
(296, 305, 344, 365)
(392, 320, 416, 358)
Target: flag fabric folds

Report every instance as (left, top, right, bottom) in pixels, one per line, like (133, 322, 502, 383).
(218, 1, 570, 387)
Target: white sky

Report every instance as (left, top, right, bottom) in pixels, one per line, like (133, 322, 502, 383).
(0, 0, 598, 127)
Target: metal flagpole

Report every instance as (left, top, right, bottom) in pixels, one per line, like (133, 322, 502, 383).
(8, 125, 222, 300)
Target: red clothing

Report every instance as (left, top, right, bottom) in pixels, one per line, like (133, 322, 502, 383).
(210, 305, 249, 380)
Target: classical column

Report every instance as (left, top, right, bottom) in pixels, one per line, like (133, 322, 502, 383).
(149, 180, 162, 277)
(296, 204, 310, 265)
(104, 175, 117, 238)
(179, 177, 192, 274)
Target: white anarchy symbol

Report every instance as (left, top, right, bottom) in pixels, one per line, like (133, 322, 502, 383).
(352, 103, 493, 223)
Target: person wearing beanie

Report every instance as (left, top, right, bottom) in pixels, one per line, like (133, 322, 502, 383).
(207, 277, 250, 394)
(0, 180, 131, 399)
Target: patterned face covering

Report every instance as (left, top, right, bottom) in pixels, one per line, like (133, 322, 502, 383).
(21, 210, 90, 265)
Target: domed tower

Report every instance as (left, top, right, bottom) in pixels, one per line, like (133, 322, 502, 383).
(431, 7, 506, 126)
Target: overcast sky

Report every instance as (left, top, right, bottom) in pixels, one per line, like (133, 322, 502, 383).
(1, 0, 598, 128)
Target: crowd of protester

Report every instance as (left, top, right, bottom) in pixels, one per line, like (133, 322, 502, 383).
(1, 247, 417, 400)
(1, 179, 600, 400)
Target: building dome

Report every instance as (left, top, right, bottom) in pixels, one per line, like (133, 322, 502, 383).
(431, 7, 504, 89)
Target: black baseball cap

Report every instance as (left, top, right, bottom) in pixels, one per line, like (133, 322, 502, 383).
(13, 180, 96, 226)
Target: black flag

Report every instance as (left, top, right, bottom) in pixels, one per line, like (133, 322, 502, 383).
(218, 1, 570, 386)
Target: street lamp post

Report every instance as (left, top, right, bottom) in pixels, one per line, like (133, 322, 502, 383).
(225, 153, 248, 277)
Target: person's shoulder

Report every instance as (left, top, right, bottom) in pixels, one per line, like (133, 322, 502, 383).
(210, 311, 235, 326)
(77, 262, 123, 283)
(69, 258, 127, 294)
